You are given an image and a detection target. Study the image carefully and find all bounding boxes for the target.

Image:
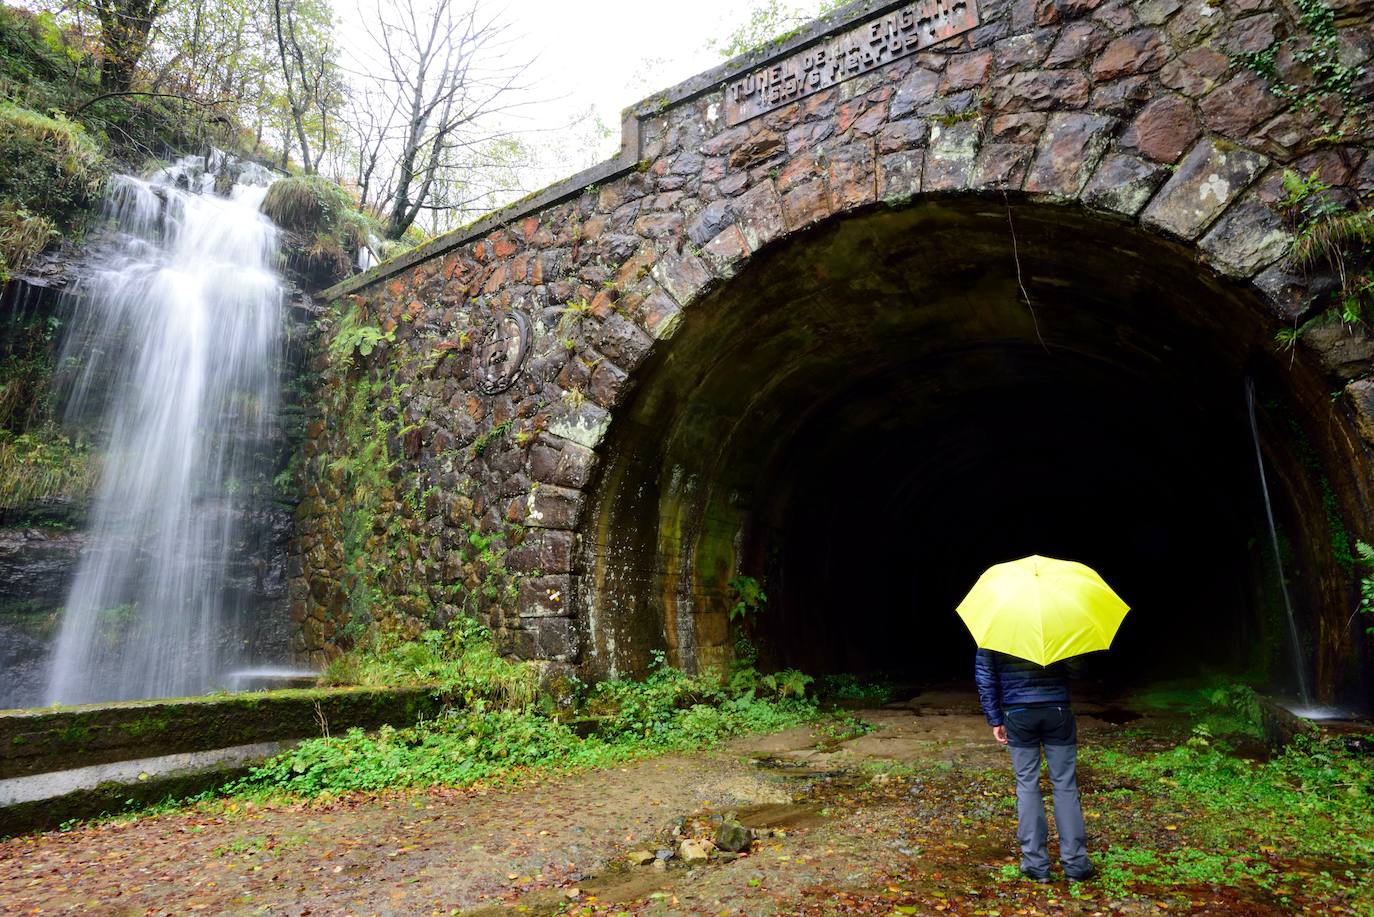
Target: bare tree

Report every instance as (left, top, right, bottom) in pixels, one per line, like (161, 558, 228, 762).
(271, 0, 340, 173)
(356, 0, 532, 239)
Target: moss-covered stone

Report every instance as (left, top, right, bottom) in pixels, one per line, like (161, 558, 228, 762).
(0, 685, 443, 779)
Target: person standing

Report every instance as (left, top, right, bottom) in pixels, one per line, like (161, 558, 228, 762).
(975, 647, 1096, 883)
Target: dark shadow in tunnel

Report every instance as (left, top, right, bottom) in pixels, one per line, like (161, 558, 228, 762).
(576, 197, 1373, 705)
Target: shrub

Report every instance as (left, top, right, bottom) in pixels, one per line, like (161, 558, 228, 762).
(0, 101, 106, 223)
(0, 429, 98, 507)
(0, 205, 54, 279)
(261, 175, 376, 286)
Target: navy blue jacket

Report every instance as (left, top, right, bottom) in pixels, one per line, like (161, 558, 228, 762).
(974, 648, 1073, 726)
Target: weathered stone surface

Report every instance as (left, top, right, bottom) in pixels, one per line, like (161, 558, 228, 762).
(1141, 139, 1268, 239)
(923, 120, 983, 191)
(994, 70, 1091, 112)
(888, 68, 941, 120)
(1082, 152, 1169, 216)
(651, 248, 715, 306)
(973, 143, 1035, 188)
(941, 50, 994, 92)
(1199, 72, 1283, 137)
(1024, 112, 1115, 196)
(1198, 199, 1291, 277)
(1159, 46, 1230, 97)
(1304, 321, 1374, 379)
(1044, 21, 1110, 66)
(1120, 94, 1199, 163)
(1345, 378, 1374, 446)
(1090, 29, 1169, 81)
(733, 181, 787, 251)
(878, 150, 924, 201)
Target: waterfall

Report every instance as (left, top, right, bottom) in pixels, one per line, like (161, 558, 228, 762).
(45, 152, 284, 705)
(1244, 376, 1310, 706)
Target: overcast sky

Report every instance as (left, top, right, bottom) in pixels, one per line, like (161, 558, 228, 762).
(341, 0, 833, 199)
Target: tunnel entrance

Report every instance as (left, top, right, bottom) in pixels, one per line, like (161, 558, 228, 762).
(578, 198, 1371, 703)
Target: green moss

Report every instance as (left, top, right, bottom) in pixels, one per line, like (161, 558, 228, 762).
(262, 175, 379, 285)
(121, 715, 170, 738)
(0, 101, 105, 222)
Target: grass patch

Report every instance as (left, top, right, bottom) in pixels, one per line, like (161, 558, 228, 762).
(0, 428, 97, 506)
(232, 631, 823, 801)
(261, 175, 377, 286)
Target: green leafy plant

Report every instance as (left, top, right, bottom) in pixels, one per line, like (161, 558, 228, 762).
(1273, 170, 1374, 349)
(327, 305, 393, 366)
(1354, 540, 1374, 635)
(727, 574, 766, 622)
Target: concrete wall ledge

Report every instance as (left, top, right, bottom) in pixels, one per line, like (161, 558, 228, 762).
(0, 685, 443, 780)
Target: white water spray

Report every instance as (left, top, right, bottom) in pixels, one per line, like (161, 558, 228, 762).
(46, 152, 284, 705)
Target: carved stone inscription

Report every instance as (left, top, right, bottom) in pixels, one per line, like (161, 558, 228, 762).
(724, 0, 980, 126)
(473, 310, 531, 395)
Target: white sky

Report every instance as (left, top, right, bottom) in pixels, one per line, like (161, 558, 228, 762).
(341, 0, 833, 203)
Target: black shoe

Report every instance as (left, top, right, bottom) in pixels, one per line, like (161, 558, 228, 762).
(1020, 869, 1052, 884)
(1066, 864, 1097, 882)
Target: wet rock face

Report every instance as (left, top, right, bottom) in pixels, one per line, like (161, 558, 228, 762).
(292, 0, 1374, 676)
(0, 527, 81, 708)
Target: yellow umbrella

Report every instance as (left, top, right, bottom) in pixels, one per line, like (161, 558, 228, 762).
(956, 555, 1129, 666)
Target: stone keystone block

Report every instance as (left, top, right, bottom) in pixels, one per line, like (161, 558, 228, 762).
(1082, 153, 1168, 217)
(1141, 139, 1268, 241)
(1198, 198, 1292, 279)
(733, 181, 787, 251)
(651, 248, 714, 307)
(1024, 112, 1115, 198)
(878, 150, 924, 202)
(923, 119, 983, 192)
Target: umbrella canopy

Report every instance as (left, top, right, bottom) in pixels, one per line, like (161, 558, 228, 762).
(956, 555, 1129, 667)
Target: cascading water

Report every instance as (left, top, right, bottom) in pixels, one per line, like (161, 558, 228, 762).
(1244, 376, 1311, 707)
(45, 152, 285, 705)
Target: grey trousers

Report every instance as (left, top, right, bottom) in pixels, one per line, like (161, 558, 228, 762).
(1008, 742, 1090, 875)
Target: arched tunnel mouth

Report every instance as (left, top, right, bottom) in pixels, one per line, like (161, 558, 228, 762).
(578, 196, 1373, 705)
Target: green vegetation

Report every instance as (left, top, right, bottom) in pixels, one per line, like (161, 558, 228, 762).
(1085, 733, 1373, 907)
(0, 430, 96, 506)
(0, 100, 106, 278)
(325, 303, 392, 366)
(262, 176, 379, 285)
(1234, 0, 1365, 136)
(1355, 540, 1374, 635)
(235, 639, 822, 800)
(1273, 169, 1374, 352)
(727, 573, 766, 622)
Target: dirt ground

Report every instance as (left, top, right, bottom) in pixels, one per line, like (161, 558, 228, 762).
(0, 690, 1361, 916)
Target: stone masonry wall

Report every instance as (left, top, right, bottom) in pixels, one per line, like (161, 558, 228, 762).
(289, 0, 1374, 671)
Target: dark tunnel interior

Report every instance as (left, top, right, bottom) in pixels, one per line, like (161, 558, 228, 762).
(577, 198, 1372, 703)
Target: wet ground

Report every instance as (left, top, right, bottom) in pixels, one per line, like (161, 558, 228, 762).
(0, 690, 1364, 915)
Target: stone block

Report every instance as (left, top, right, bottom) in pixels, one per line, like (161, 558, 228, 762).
(518, 574, 573, 618)
(1198, 199, 1291, 278)
(972, 143, 1034, 189)
(525, 485, 582, 530)
(506, 529, 575, 574)
(888, 68, 941, 120)
(1199, 72, 1283, 138)
(596, 313, 654, 370)
(993, 70, 1090, 112)
(878, 150, 924, 202)
(701, 225, 751, 277)
(1345, 379, 1374, 447)
(1159, 46, 1230, 98)
(923, 119, 983, 191)
(1304, 321, 1374, 380)
(1141, 139, 1268, 240)
(940, 50, 994, 92)
(877, 118, 929, 154)
(1253, 261, 1319, 322)
(1120, 94, 1199, 164)
(547, 399, 611, 449)
(686, 199, 733, 246)
(733, 181, 787, 251)
(1024, 112, 1114, 198)
(1043, 22, 1109, 67)
(1091, 29, 1169, 81)
(1082, 153, 1169, 217)
(651, 248, 714, 307)
(990, 112, 1047, 143)
(531, 617, 578, 661)
(639, 289, 683, 341)
(826, 142, 877, 211)
(781, 179, 834, 229)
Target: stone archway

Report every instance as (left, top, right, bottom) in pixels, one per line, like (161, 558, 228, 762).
(294, 0, 1374, 704)
(575, 195, 1370, 701)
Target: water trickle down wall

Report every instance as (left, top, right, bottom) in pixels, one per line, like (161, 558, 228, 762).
(43, 152, 290, 705)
